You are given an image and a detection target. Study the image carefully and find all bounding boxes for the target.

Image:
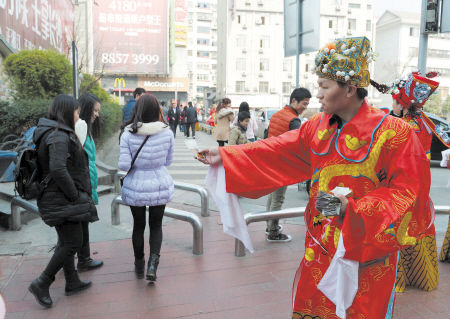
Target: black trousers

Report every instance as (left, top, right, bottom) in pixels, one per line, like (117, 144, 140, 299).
(42, 221, 83, 279)
(76, 221, 90, 261)
(130, 205, 166, 259)
(217, 140, 227, 147)
(185, 123, 196, 137)
(170, 122, 177, 137)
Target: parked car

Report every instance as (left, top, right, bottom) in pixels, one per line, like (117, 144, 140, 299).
(424, 112, 450, 161)
(255, 109, 280, 139)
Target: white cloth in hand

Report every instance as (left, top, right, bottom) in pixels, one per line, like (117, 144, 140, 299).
(317, 234, 359, 319)
(205, 164, 254, 253)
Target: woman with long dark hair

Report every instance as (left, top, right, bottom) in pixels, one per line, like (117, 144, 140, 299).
(119, 94, 174, 282)
(29, 94, 97, 308)
(214, 98, 234, 146)
(74, 93, 104, 272)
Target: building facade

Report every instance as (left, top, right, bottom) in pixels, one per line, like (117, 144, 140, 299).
(375, 10, 450, 107)
(217, 0, 375, 111)
(186, 0, 218, 104)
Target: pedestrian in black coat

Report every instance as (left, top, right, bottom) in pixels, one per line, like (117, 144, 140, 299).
(28, 95, 96, 309)
(185, 101, 198, 138)
(168, 103, 177, 137)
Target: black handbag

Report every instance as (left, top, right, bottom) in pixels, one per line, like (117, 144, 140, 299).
(120, 135, 150, 187)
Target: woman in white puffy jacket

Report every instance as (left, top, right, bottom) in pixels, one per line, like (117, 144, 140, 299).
(118, 94, 174, 282)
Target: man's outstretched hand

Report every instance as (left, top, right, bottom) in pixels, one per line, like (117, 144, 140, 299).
(195, 147, 222, 166)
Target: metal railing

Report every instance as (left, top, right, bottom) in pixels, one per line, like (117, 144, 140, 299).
(234, 205, 450, 257)
(111, 195, 203, 255)
(235, 207, 306, 257)
(10, 197, 39, 230)
(114, 171, 209, 217)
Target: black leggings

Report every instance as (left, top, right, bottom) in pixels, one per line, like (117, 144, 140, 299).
(130, 205, 166, 259)
(217, 140, 227, 147)
(42, 221, 83, 279)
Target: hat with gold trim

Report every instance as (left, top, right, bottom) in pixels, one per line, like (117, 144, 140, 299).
(314, 36, 373, 88)
(389, 72, 439, 108)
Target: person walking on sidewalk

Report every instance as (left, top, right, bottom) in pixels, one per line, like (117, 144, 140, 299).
(181, 104, 188, 137)
(229, 111, 250, 145)
(185, 101, 198, 138)
(265, 87, 311, 242)
(168, 101, 177, 137)
(119, 94, 174, 282)
(74, 93, 104, 272)
(214, 98, 234, 146)
(122, 88, 145, 126)
(29, 95, 97, 308)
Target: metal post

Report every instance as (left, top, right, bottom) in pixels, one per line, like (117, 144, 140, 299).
(295, 0, 302, 88)
(111, 197, 121, 225)
(10, 201, 22, 231)
(418, 0, 429, 73)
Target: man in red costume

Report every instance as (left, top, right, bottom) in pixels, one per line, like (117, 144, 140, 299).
(198, 37, 433, 319)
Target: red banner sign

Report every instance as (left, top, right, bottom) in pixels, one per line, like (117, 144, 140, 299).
(93, 0, 169, 75)
(0, 0, 74, 54)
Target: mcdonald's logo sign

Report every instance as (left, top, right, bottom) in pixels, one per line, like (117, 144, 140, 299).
(114, 78, 126, 88)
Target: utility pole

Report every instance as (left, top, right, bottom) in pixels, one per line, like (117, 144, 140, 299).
(295, 0, 303, 88)
(418, 0, 429, 73)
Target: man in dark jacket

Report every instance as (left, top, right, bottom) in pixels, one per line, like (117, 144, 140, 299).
(265, 87, 311, 242)
(185, 101, 198, 138)
(122, 88, 145, 126)
(168, 102, 177, 137)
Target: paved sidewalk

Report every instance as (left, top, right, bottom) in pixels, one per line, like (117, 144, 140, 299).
(1, 202, 450, 319)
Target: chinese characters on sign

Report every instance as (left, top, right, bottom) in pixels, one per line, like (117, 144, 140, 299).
(0, 0, 74, 54)
(174, 0, 187, 47)
(94, 0, 169, 75)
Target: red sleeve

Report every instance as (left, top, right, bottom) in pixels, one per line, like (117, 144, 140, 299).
(342, 128, 432, 263)
(220, 123, 312, 199)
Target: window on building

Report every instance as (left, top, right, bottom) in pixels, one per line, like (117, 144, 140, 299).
(410, 27, 419, 36)
(261, 16, 265, 25)
(236, 58, 246, 71)
(260, 59, 269, 71)
(305, 64, 309, 72)
(366, 20, 371, 32)
(197, 74, 209, 81)
(260, 36, 270, 49)
(259, 81, 269, 93)
(237, 14, 246, 25)
(197, 51, 210, 57)
(329, 20, 333, 28)
(188, 50, 193, 56)
(236, 35, 247, 47)
(211, 51, 217, 58)
(282, 82, 291, 94)
(367, 4, 372, 10)
(197, 38, 210, 45)
(197, 26, 210, 33)
(348, 3, 361, 9)
(348, 19, 356, 31)
(212, 64, 217, 70)
(197, 63, 209, 70)
(283, 60, 292, 72)
(236, 81, 245, 93)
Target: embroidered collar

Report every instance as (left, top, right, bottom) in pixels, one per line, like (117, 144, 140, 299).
(311, 102, 389, 162)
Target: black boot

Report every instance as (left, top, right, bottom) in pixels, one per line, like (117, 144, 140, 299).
(77, 240, 103, 272)
(146, 253, 160, 282)
(134, 258, 145, 279)
(64, 268, 92, 296)
(77, 257, 104, 272)
(28, 274, 54, 308)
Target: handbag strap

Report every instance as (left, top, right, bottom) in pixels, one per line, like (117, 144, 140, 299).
(124, 135, 150, 179)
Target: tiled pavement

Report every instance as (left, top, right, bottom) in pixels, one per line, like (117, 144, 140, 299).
(1, 203, 450, 319)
